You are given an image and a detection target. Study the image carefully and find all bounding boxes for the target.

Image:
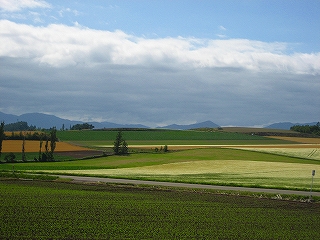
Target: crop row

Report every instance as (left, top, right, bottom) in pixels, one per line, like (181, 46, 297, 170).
(1, 180, 320, 239)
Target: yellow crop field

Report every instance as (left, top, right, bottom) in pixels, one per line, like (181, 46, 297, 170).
(43, 160, 320, 191)
(46, 160, 320, 177)
(235, 147, 320, 161)
(1, 140, 90, 153)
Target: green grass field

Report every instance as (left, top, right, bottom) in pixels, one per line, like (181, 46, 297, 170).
(1, 148, 319, 191)
(57, 129, 294, 144)
(1, 179, 319, 240)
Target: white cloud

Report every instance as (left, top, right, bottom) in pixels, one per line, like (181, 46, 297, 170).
(0, 20, 319, 75)
(219, 25, 227, 31)
(58, 7, 80, 17)
(0, 0, 51, 12)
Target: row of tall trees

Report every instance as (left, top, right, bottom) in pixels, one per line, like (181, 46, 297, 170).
(0, 121, 57, 162)
(0, 122, 5, 158)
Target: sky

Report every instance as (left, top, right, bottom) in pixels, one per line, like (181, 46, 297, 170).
(0, 0, 319, 127)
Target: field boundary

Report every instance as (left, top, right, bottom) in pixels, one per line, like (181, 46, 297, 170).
(55, 175, 320, 197)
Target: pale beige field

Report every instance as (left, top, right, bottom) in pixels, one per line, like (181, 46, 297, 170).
(234, 147, 320, 161)
(46, 160, 319, 177)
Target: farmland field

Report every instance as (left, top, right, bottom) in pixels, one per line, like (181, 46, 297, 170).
(1, 129, 319, 192)
(1, 140, 91, 152)
(1, 129, 320, 239)
(1, 147, 319, 191)
(233, 147, 320, 161)
(1, 179, 319, 239)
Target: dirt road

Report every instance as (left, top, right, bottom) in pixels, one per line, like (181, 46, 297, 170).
(56, 175, 320, 197)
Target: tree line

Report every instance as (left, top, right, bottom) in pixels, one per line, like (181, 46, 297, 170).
(290, 122, 320, 136)
(0, 121, 58, 162)
(3, 120, 95, 132)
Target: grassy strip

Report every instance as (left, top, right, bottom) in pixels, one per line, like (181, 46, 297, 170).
(1, 179, 320, 239)
(57, 129, 293, 142)
(0, 152, 77, 162)
(0, 171, 58, 181)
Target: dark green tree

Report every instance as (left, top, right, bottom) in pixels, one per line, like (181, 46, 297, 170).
(163, 145, 168, 152)
(113, 131, 122, 155)
(42, 136, 49, 162)
(71, 123, 94, 130)
(49, 127, 57, 160)
(113, 131, 128, 155)
(22, 135, 26, 162)
(120, 140, 128, 155)
(38, 133, 44, 161)
(0, 121, 5, 157)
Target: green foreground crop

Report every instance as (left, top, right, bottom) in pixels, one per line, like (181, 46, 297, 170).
(1, 179, 319, 240)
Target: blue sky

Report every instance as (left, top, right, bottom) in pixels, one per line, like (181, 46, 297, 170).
(0, 0, 319, 127)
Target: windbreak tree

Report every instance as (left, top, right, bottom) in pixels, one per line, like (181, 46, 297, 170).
(0, 121, 4, 157)
(50, 127, 57, 159)
(39, 127, 57, 162)
(22, 135, 26, 162)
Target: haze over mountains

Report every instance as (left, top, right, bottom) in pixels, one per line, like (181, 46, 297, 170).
(0, 112, 317, 130)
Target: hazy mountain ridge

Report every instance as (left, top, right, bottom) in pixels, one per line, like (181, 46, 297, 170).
(0, 112, 148, 129)
(0, 111, 317, 130)
(158, 121, 220, 130)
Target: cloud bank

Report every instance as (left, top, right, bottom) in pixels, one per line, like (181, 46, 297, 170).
(1, 20, 319, 74)
(0, 20, 319, 126)
(0, 0, 51, 12)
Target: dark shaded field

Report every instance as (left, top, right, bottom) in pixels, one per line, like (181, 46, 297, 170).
(1, 179, 319, 239)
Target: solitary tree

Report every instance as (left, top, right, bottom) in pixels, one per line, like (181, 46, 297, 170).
(120, 140, 128, 155)
(0, 121, 5, 157)
(113, 131, 128, 155)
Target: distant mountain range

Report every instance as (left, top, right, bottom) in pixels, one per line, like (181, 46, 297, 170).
(0, 112, 148, 130)
(0, 111, 317, 130)
(157, 121, 220, 130)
